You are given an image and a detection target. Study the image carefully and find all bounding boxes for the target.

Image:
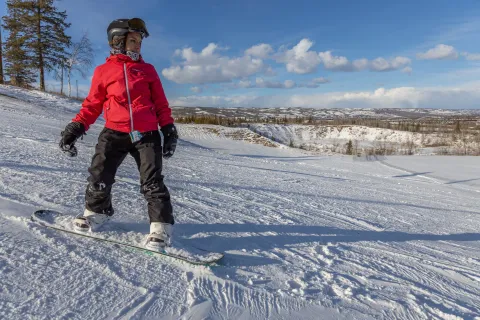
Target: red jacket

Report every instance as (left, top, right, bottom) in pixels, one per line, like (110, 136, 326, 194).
(73, 54, 174, 133)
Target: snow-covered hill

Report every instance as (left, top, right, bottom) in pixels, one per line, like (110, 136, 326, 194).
(248, 124, 460, 155)
(172, 105, 480, 121)
(183, 122, 478, 156)
(1, 85, 480, 319)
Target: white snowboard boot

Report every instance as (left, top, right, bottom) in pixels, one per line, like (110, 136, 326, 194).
(145, 222, 173, 251)
(73, 208, 111, 232)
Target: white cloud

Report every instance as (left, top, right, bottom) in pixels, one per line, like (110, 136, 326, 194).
(318, 53, 411, 72)
(276, 39, 411, 73)
(401, 66, 413, 75)
(318, 51, 359, 71)
(297, 77, 330, 88)
(230, 78, 297, 89)
(369, 57, 411, 72)
(162, 43, 268, 84)
(170, 82, 480, 109)
(264, 66, 277, 76)
(255, 78, 288, 89)
(416, 44, 459, 60)
(318, 51, 346, 69)
(318, 54, 411, 72)
(245, 43, 273, 59)
(164, 39, 415, 84)
(275, 39, 322, 74)
(461, 52, 480, 61)
(229, 77, 331, 90)
(237, 80, 253, 88)
(352, 58, 369, 71)
(171, 95, 259, 108)
(313, 77, 329, 84)
(190, 86, 202, 93)
(284, 80, 296, 89)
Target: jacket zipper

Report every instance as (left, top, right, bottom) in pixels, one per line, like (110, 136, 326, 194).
(123, 63, 134, 131)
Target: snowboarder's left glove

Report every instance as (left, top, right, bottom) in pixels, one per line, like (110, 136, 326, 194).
(59, 122, 85, 157)
(160, 124, 178, 158)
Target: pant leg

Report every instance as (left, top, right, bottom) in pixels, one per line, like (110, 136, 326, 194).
(129, 131, 174, 224)
(85, 128, 130, 215)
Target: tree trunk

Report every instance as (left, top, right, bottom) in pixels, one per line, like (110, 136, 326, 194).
(37, 0, 45, 91)
(60, 66, 64, 95)
(0, 26, 4, 85)
(68, 70, 71, 97)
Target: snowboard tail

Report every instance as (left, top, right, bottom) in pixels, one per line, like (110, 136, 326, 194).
(31, 209, 224, 266)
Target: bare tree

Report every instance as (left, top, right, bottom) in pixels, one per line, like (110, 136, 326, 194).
(403, 138, 416, 155)
(474, 132, 480, 156)
(65, 32, 93, 97)
(53, 59, 66, 95)
(330, 139, 340, 153)
(459, 131, 469, 155)
(353, 139, 360, 156)
(0, 25, 4, 84)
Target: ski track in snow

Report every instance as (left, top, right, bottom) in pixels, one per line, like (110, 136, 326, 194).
(0, 85, 480, 319)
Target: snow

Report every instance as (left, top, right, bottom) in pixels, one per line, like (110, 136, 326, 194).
(248, 123, 460, 154)
(250, 124, 422, 145)
(174, 106, 480, 121)
(0, 84, 479, 319)
(245, 123, 480, 156)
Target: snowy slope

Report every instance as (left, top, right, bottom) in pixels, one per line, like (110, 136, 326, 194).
(1, 85, 480, 319)
(250, 124, 425, 146)
(249, 123, 479, 155)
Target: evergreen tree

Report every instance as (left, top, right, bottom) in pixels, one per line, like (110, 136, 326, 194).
(20, 0, 71, 91)
(2, 0, 36, 87)
(345, 140, 353, 155)
(454, 120, 461, 134)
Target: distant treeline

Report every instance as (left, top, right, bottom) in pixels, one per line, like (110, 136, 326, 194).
(174, 114, 311, 126)
(174, 114, 480, 134)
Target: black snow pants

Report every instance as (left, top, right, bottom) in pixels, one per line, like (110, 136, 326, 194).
(85, 128, 174, 224)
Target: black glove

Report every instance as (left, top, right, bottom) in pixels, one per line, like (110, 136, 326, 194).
(59, 122, 85, 157)
(160, 124, 178, 158)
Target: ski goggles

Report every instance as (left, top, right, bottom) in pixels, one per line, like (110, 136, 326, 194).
(127, 18, 149, 38)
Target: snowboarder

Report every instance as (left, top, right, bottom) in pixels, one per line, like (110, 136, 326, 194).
(58, 18, 178, 252)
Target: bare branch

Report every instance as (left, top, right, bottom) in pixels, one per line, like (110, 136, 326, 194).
(65, 31, 94, 96)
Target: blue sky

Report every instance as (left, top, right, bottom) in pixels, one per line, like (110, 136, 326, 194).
(2, 0, 480, 108)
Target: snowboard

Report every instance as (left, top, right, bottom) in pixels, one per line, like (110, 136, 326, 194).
(31, 209, 224, 266)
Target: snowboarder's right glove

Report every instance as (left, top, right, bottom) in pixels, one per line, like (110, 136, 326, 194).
(59, 122, 85, 157)
(160, 123, 178, 158)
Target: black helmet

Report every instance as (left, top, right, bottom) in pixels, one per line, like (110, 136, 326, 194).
(107, 18, 149, 48)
